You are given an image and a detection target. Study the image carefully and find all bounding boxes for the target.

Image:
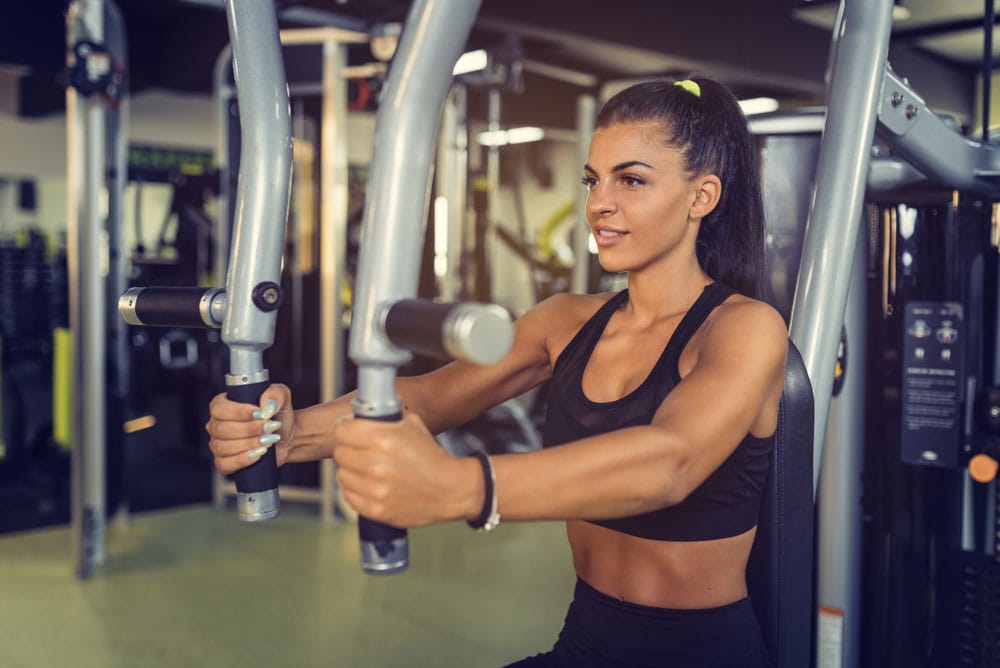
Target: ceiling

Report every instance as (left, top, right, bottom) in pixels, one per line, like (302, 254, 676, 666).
(1, 0, 998, 129)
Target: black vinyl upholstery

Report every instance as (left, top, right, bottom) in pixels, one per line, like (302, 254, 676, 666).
(747, 340, 815, 668)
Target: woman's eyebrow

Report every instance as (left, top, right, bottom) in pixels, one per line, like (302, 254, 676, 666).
(583, 160, 654, 174)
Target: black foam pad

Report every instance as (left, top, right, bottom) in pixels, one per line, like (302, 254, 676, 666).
(747, 340, 815, 668)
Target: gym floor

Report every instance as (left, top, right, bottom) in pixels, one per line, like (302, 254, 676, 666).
(0, 503, 574, 668)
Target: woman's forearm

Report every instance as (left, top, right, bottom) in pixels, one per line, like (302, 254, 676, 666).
(490, 425, 687, 522)
(280, 375, 460, 464)
(283, 394, 356, 463)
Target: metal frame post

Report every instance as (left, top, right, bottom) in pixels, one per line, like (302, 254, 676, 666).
(317, 35, 349, 524)
(212, 26, 367, 518)
(103, 0, 129, 531)
(349, 0, 483, 574)
(217, 0, 292, 520)
(788, 0, 894, 492)
(815, 224, 866, 668)
(800, 3, 1000, 666)
(571, 93, 595, 294)
(435, 84, 469, 302)
(485, 88, 501, 301)
(66, 0, 108, 579)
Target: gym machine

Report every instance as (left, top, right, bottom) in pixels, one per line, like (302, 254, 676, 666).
(213, 24, 371, 523)
(789, 1, 1000, 666)
(344, 0, 514, 574)
(121, 0, 514, 576)
(121, 0, 292, 522)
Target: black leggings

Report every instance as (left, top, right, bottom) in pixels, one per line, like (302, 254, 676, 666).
(505, 578, 774, 668)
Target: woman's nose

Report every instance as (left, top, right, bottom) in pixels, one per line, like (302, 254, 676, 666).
(587, 183, 615, 217)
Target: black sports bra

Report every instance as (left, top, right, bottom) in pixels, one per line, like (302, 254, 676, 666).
(541, 283, 772, 542)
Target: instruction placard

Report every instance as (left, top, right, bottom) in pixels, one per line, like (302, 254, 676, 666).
(900, 301, 962, 467)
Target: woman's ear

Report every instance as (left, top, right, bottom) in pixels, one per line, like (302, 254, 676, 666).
(689, 174, 722, 220)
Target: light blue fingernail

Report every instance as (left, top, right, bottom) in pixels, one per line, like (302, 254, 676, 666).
(252, 400, 279, 421)
(263, 420, 281, 434)
(247, 446, 268, 461)
(259, 434, 280, 446)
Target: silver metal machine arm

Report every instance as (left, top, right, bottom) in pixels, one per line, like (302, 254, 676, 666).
(347, 0, 496, 575)
(117, 0, 292, 522)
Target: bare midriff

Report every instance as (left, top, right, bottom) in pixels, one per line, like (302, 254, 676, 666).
(566, 520, 756, 609)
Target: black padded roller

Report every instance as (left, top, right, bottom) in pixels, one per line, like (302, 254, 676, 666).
(119, 287, 222, 328)
(384, 300, 456, 359)
(383, 299, 513, 365)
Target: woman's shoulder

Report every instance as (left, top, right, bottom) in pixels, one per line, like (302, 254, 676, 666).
(706, 292, 788, 353)
(534, 290, 621, 316)
(677, 292, 787, 396)
(517, 291, 623, 354)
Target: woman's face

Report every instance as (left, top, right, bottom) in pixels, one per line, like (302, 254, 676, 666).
(582, 121, 703, 276)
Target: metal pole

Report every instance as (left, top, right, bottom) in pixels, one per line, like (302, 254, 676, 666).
(434, 87, 455, 301)
(104, 0, 129, 528)
(571, 94, 595, 294)
(788, 0, 894, 493)
(221, 0, 292, 520)
(485, 88, 501, 302)
(815, 225, 866, 668)
(435, 84, 468, 302)
(104, 0, 128, 406)
(319, 36, 349, 524)
(349, 0, 483, 574)
(211, 44, 233, 512)
(212, 45, 234, 300)
(454, 86, 469, 300)
(66, 0, 107, 579)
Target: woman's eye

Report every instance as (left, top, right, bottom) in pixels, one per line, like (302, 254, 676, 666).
(621, 174, 644, 187)
(580, 176, 597, 189)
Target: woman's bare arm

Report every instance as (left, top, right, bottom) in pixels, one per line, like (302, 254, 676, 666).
(332, 298, 788, 526)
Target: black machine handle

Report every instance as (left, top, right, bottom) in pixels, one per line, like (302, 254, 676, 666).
(226, 380, 279, 513)
(356, 412, 409, 575)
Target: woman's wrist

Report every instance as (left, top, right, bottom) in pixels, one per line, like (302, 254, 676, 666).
(280, 405, 333, 463)
(458, 454, 486, 523)
(465, 450, 500, 531)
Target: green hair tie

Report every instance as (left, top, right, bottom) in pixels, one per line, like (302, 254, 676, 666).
(674, 79, 701, 97)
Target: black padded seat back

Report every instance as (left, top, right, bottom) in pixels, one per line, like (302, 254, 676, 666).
(747, 340, 815, 668)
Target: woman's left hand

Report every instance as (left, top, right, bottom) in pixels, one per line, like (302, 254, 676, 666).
(332, 414, 480, 528)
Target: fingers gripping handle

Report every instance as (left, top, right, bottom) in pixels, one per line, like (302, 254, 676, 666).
(356, 412, 409, 575)
(227, 379, 280, 521)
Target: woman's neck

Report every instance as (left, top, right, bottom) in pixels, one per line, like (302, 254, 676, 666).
(624, 260, 713, 323)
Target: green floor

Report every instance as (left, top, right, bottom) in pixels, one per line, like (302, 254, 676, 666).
(0, 504, 575, 668)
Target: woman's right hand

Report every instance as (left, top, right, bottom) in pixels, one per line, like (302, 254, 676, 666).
(205, 383, 296, 475)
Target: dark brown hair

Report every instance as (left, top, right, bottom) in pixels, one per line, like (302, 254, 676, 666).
(596, 77, 767, 299)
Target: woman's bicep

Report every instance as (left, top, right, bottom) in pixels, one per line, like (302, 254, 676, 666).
(651, 303, 787, 499)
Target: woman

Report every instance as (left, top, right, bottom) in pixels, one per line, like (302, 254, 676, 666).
(207, 77, 787, 667)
